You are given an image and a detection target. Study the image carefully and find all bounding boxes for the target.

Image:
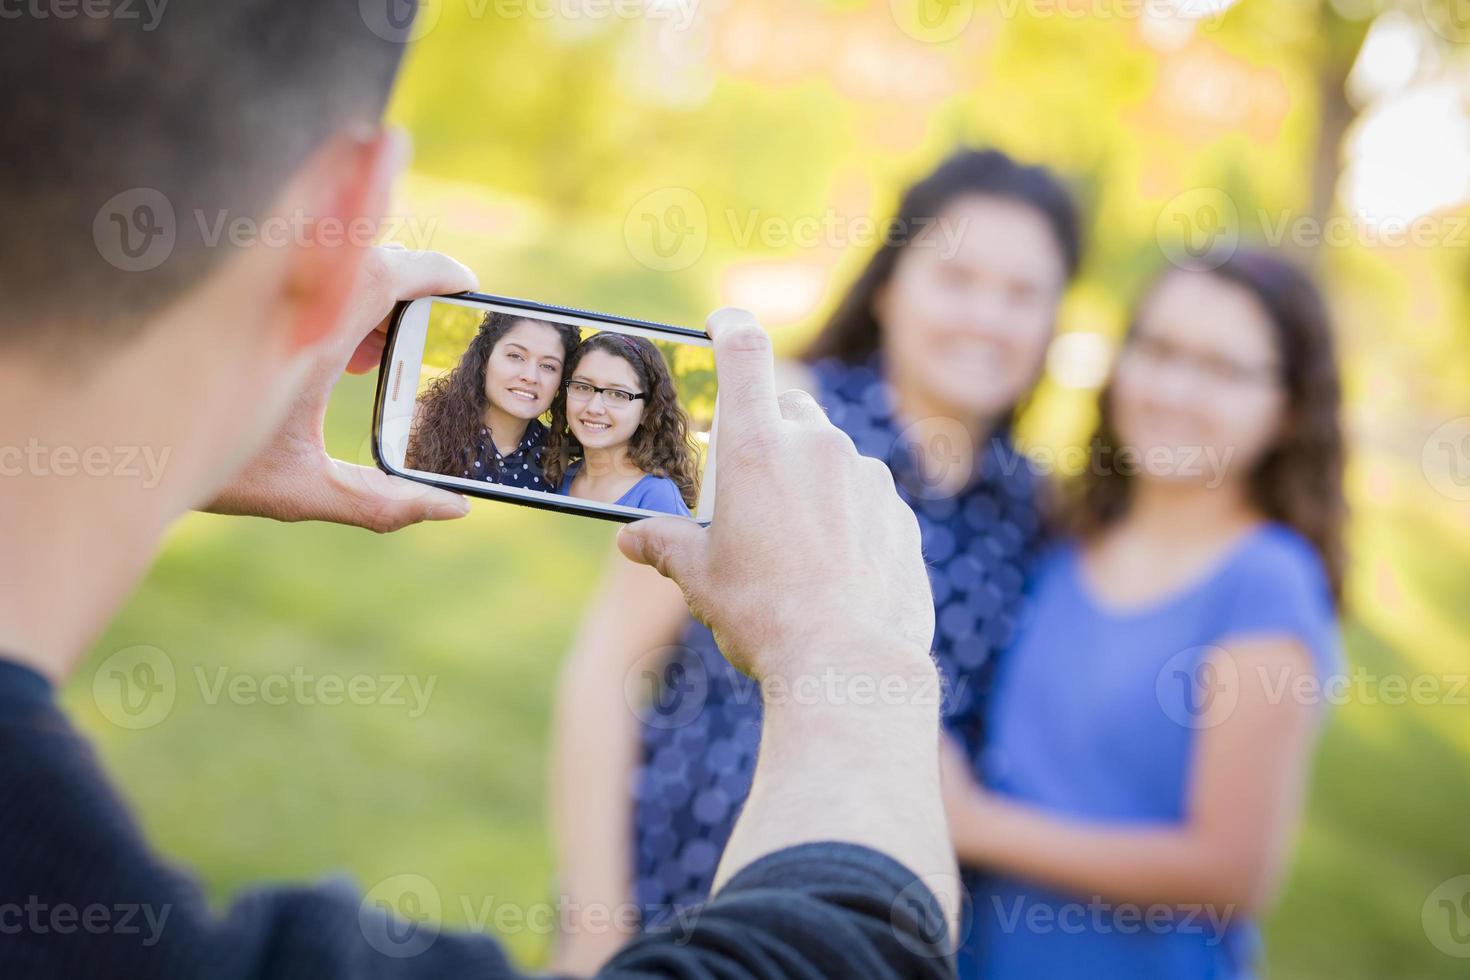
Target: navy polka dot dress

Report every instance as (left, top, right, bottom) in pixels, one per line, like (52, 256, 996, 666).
(460, 420, 551, 490)
(630, 357, 1047, 927)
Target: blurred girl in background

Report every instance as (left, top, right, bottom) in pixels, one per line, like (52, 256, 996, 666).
(547, 148, 1081, 972)
(544, 332, 700, 517)
(406, 311, 580, 490)
(944, 250, 1345, 978)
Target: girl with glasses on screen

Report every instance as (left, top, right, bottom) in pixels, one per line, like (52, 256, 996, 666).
(405, 311, 581, 490)
(543, 332, 700, 517)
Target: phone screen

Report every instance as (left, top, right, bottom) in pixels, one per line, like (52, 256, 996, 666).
(375, 294, 718, 524)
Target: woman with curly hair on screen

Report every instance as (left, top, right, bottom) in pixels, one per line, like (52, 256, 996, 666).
(543, 332, 700, 517)
(406, 310, 581, 491)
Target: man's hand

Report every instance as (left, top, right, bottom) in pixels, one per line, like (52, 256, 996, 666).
(617, 307, 934, 681)
(616, 308, 959, 947)
(204, 246, 477, 532)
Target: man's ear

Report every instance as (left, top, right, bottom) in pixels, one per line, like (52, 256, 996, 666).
(278, 127, 408, 356)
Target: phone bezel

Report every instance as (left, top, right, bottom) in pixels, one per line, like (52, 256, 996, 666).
(371, 291, 715, 525)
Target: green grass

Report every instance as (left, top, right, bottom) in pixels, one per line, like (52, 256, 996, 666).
(1262, 457, 1470, 980)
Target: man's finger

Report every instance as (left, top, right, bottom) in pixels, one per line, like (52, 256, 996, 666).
(371, 487, 471, 530)
(376, 247, 479, 304)
(331, 462, 470, 530)
(346, 329, 387, 375)
(617, 517, 707, 585)
(341, 248, 479, 373)
(777, 388, 826, 425)
(707, 307, 779, 440)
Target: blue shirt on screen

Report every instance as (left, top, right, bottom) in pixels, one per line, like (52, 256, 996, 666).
(558, 462, 692, 516)
(960, 522, 1341, 980)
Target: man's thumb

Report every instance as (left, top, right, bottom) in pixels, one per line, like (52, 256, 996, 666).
(617, 517, 707, 583)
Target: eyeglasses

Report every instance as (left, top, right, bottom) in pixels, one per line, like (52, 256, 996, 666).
(564, 380, 646, 407)
(1122, 332, 1282, 389)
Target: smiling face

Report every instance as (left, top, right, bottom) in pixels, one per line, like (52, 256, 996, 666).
(484, 320, 569, 420)
(874, 193, 1067, 421)
(1110, 270, 1288, 488)
(566, 348, 646, 451)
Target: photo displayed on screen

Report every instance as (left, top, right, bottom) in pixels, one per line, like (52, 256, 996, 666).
(399, 300, 715, 519)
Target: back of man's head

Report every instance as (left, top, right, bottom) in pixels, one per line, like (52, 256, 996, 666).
(0, 2, 417, 355)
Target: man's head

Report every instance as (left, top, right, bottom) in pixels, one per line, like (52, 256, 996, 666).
(3, 2, 415, 343)
(0, 2, 419, 509)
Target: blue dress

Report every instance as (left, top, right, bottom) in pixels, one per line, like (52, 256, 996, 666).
(961, 525, 1341, 979)
(557, 462, 691, 516)
(630, 357, 1046, 927)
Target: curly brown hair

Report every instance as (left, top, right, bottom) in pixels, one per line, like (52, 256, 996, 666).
(1065, 250, 1347, 606)
(543, 332, 701, 509)
(405, 311, 581, 478)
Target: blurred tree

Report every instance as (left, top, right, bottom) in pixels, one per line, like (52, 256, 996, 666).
(423, 303, 486, 372)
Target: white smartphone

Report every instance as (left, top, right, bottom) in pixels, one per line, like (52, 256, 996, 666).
(373, 293, 718, 524)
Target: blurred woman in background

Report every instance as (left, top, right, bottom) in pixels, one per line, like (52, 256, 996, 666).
(544, 332, 701, 516)
(406, 311, 580, 490)
(547, 148, 1081, 972)
(943, 250, 1345, 978)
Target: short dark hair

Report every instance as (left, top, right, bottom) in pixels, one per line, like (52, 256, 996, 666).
(0, 2, 416, 350)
